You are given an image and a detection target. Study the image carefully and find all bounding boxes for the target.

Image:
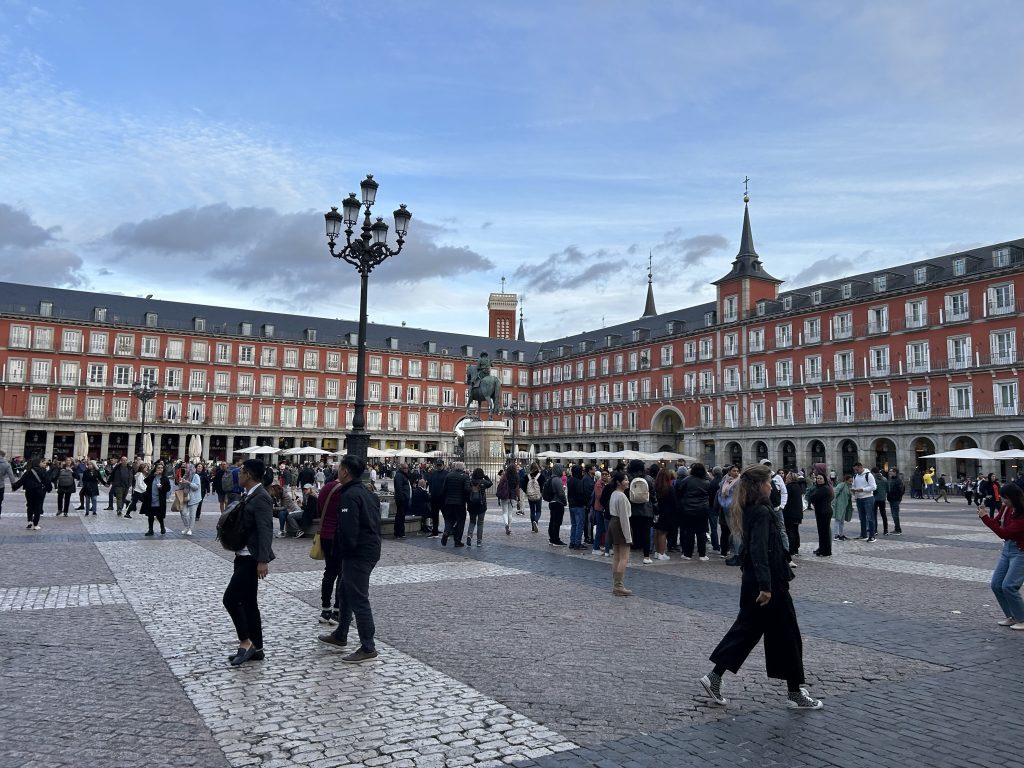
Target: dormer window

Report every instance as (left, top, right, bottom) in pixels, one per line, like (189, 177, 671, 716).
(952, 257, 966, 276)
(811, 290, 822, 305)
(914, 266, 927, 285)
(193, 317, 206, 332)
(704, 311, 715, 327)
(782, 297, 792, 311)
(261, 323, 274, 338)
(756, 300, 765, 316)
(304, 328, 317, 342)
(39, 301, 53, 317)
(873, 275, 887, 292)
(144, 312, 158, 327)
(841, 283, 852, 299)
(93, 307, 107, 322)
(239, 322, 252, 336)
(993, 247, 1011, 267)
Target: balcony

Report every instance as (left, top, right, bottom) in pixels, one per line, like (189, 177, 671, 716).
(867, 322, 888, 335)
(776, 375, 792, 386)
(833, 326, 853, 340)
(945, 308, 970, 323)
(869, 365, 890, 377)
(988, 301, 1017, 317)
(834, 368, 854, 382)
(837, 413, 855, 424)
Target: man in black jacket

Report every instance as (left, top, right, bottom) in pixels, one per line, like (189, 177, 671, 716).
(224, 459, 275, 667)
(426, 460, 447, 537)
(318, 454, 382, 663)
(110, 456, 134, 517)
(392, 463, 412, 539)
(441, 461, 472, 547)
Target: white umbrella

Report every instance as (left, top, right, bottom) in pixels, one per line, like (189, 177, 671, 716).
(236, 445, 280, 456)
(537, 451, 564, 459)
(395, 448, 430, 459)
(142, 433, 154, 462)
(188, 434, 203, 461)
(649, 451, 698, 462)
(923, 449, 999, 460)
(993, 449, 1024, 459)
(74, 431, 90, 458)
(366, 447, 388, 458)
(287, 446, 329, 456)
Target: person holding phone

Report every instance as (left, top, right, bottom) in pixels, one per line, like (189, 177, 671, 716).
(979, 483, 1024, 630)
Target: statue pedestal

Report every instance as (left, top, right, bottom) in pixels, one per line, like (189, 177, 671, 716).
(461, 420, 508, 482)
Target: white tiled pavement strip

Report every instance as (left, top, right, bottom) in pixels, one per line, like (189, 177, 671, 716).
(94, 541, 575, 767)
(0, 583, 127, 611)
(269, 561, 528, 595)
(820, 554, 992, 584)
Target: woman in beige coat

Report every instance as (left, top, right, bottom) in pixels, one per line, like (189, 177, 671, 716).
(608, 471, 633, 596)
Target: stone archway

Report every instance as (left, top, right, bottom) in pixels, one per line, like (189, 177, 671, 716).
(752, 440, 769, 463)
(996, 435, 1024, 481)
(911, 436, 936, 472)
(951, 435, 980, 480)
(871, 438, 897, 472)
(807, 439, 826, 468)
(725, 441, 743, 469)
(650, 405, 685, 433)
(780, 440, 797, 472)
(839, 439, 859, 476)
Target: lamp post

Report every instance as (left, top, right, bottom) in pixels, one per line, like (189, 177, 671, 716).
(132, 381, 158, 460)
(324, 175, 411, 462)
(506, 400, 521, 461)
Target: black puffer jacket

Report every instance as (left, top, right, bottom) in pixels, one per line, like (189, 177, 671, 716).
(742, 497, 792, 593)
(676, 475, 710, 519)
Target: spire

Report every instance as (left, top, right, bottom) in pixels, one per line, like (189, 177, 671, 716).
(737, 194, 757, 258)
(517, 301, 525, 341)
(641, 251, 657, 317)
(712, 183, 781, 285)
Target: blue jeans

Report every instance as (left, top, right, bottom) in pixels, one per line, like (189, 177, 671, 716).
(856, 497, 875, 538)
(528, 499, 542, 523)
(708, 507, 720, 550)
(569, 506, 586, 547)
(85, 495, 97, 514)
(593, 513, 609, 552)
(991, 540, 1024, 621)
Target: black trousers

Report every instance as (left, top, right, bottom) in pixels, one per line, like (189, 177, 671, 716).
(222, 555, 263, 649)
(334, 557, 377, 652)
(710, 579, 804, 685)
(427, 498, 442, 534)
(443, 503, 466, 542)
(25, 492, 45, 525)
(393, 498, 407, 538)
(874, 500, 889, 534)
(720, 514, 732, 556)
(320, 538, 341, 610)
(548, 502, 565, 543)
(57, 490, 72, 515)
(785, 522, 800, 556)
(0, 487, 4, 516)
(680, 517, 706, 558)
(814, 510, 832, 555)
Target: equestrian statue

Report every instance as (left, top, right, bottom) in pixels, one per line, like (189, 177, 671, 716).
(466, 351, 502, 420)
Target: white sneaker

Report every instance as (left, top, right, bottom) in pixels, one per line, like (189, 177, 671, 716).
(181, 529, 188, 535)
(1011, 622, 1024, 631)
(698, 556, 710, 562)
(33, 524, 41, 530)
(655, 552, 670, 561)
(275, 531, 284, 538)
(997, 617, 1016, 626)
(185, 529, 193, 536)
(642, 557, 653, 564)
(680, 554, 692, 560)
(602, 551, 610, 557)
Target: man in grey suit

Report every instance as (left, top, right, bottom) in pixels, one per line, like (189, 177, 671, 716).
(223, 459, 275, 666)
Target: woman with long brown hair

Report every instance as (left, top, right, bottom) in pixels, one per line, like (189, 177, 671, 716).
(979, 482, 1024, 629)
(699, 463, 823, 709)
(652, 467, 678, 561)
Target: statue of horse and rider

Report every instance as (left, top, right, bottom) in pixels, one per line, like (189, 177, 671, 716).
(466, 352, 502, 420)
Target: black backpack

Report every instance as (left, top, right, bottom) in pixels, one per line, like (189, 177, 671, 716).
(542, 477, 554, 502)
(220, 470, 233, 493)
(769, 476, 782, 508)
(470, 483, 482, 505)
(216, 497, 250, 551)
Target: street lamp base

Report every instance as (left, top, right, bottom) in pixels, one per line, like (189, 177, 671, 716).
(345, 430, 370, 462)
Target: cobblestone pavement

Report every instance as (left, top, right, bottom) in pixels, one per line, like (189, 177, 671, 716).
(1, 492, 1021, 767)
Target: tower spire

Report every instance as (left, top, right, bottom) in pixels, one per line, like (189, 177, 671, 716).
(517, 298, 526, 341)
(712, 180, 780, 286)
(641, 251, 657, 318)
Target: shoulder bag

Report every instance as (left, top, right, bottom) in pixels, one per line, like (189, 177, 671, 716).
(309, 483, 342, 561)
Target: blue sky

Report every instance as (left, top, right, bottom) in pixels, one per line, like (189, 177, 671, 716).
(1, 0, 1021, 340)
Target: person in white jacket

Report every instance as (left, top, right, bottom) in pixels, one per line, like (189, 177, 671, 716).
(178, 463, 202, 536)
(851, 462, 878, 542)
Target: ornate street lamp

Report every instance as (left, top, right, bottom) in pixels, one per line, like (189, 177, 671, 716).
(324, 175, 411, 462)
(132, 380, 158, 460)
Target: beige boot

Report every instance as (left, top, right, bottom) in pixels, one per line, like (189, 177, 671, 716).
(612, 570, 632, 596)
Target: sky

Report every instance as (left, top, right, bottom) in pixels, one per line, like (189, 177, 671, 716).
(1, 0, 1022, 342)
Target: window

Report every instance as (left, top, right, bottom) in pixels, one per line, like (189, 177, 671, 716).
(39, 301, 52, 317)
(188, 402, 205, 424)
(952, 257, 966, 276)
(111, 398, 129, 421)
(303, 407, 319, 428)
(776, 359, 792, 386)
(906, 341, 930, 373)
(909, 388, 930, 419)
(427, 361, 440, 379)
(238, 345, 254, 364)
(254, 404, 269, 426)
(304, 377, 318, 398)
(749, 363, 766, 389)
(778, 398, 793, 425)
(723, 295, 738, 322)
(869, 346, 890, 376)
(841, 283, 852, 299)
(214, 372, 230, 393)
(239, 322, 252, 336)
(325, 409, 339, 429)
(756, 300, 766, 317)
(427, 413, 440, 432)
(406, 359, 421, 378)
(905, 299, 927, 329)
(368, 382, 382, 402)
(441, 363, 454, 380)
(165, 368, 182, 390)
(388, 358, 403, 376)
(724, 403, 739, 427)
(750, 400, 766, 427)
(699, 338, 713, 360)
(140, 366, 158, 387)
(260, 374, 276, 395)
(868, 306, 888, 334)
(280, 406, 297, 428)
(683, 341, 696, 362)
(304, 350, 320, 370)
(32, 327, 52, 350)
(346, 381, 356, 400)
(86, 363, 106, 386)
(31, 359, 51, 384)
(212, 403, 228, 425)
(325, 379, 340, 399)
(775, 324, 792, 348)
(389, 383, 402, 402)
(723, 333, 738, 356)
(406, 412, 419, 431)
(163, 401, 180, 422)
(945, 291, 969, 322)
(947, 336, 971, 370)
(282, 376, 298, 397)
(86, 397, 103, 420)
(805, 396, 823, 424)
(89, 332, 108, 354)
(995, 382, 1019, 416)
(6, 359, 25, 383)
(803, 317, 821, 343)
(165, 338, 184, 359)
(238, 404, 253, 426)
(144, 312, 158, 327)
(62, 329, 82, 352)
(804, 355, 822, 384)
(28, 394, 48, 418)
(748, 329, 764, 352)
(237, 373, 253, 394)
(407, 384, 420, 403)
(262, 324, 274, 338)
(724, 366, 740, 392)
(833, 352, 853, 380)
(949, 385, 973, 417)
(60, 361, 79, 385)
(186, 370, 205, 392)
(368, 356, 382, 375)
(141, 336, 159, 357)
(914, 266, 927, 285)
(348, 353, 359, 372)
(990, 330, 1016, 364)
(988, 283, 1015, 316)
(811, 290, 822, 305)
(215, 343, 231, 363)
(993, 247, 1011, 267)
(704, 311, 715, 327)
(829, 313, 851, 343)
(700, 404, 713, 427)
(386, 411, 400, 431)
(260, 346, 277, 366)
(873, 275, 887, 292)
(9, 325, 30, 348)
(661, 374, 673, 398)
(283, 348, 298, 368)
(113, 365, 131, 387)
(194, 317, 206, 332)
(305, 328, 317, 342)
(699, 370, 714, 394)
(326, 352, 341, 371)
(782, 296, 793, 311)
(837, 394, 855, 423)
(657, 344, 673, 366)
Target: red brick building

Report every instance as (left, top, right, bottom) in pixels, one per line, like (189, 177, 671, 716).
(1, 199, 1021, 478)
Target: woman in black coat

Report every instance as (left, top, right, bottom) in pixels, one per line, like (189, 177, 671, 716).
(782, 473, 804, 557)
(806, 473, 835, 557)
(141, 461, 171, 536)
(80, 461, 102, 516)
(465, 467, 493, 547)
(195, 462, 210, 520)
(12, 457, 51, 529)
(700, 463, 823, 710)
(677, 463, 711, 560)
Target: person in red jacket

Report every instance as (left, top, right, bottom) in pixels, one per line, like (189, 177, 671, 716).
(979, 483, 1024, 630)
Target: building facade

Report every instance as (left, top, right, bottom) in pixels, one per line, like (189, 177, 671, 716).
(1, 200, 1021, 478)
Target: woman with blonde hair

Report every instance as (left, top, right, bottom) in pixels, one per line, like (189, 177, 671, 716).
(700, 463, 823, 709)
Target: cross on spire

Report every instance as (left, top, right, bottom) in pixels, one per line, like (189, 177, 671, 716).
(647, 251, 653, 282)
(501, 275, 506, 293)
